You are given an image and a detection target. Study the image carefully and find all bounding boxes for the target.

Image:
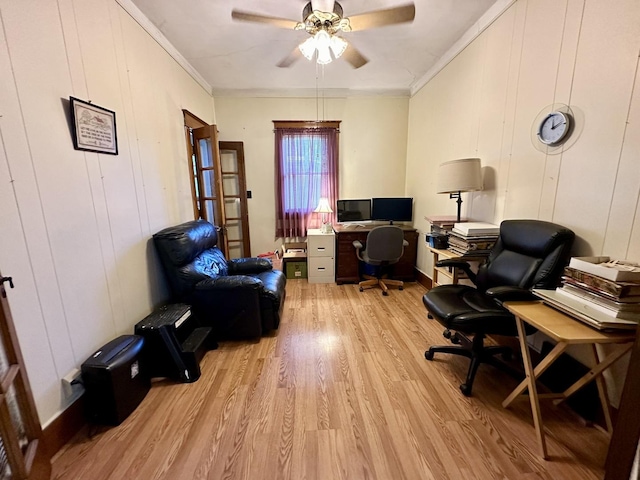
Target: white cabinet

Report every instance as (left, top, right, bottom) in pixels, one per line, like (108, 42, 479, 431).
(307, 229, 335, 283)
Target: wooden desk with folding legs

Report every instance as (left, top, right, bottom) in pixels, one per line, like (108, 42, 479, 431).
(501, 301, 636, 460)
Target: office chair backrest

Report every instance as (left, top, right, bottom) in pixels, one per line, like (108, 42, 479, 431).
(365, 226, 405, 263)
(475, 220, 575, 292)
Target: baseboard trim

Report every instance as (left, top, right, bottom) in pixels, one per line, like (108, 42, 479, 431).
(42, 394, 86, 458)
(415, 268, 432, 290)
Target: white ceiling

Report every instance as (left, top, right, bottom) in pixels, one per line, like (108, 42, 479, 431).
(128, 0, 506, 97)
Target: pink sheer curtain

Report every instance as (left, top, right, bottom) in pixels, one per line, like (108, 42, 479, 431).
(274, 124, 339, 238)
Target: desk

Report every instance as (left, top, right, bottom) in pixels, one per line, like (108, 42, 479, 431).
(426, 246, 486, 286)
(502, 301, 636, 459)
(334, 225, 418, 284)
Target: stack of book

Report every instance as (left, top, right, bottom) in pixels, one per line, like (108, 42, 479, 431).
(555, 257, 640, 327)
(425, 215, 464, 235)
(447, 222, 499, 257)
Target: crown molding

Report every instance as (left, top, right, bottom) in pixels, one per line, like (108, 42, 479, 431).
(410, 0, 517, 97)
(114, 0, 212, 95)
(212, 87, 411, 98)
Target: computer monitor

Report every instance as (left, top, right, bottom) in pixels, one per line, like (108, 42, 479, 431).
(336, 199, 371, 223)
(371, 197, 413, 223)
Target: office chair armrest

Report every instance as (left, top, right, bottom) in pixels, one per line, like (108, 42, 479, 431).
(485, 286, 537, 304)
(435, 259, 476, 284)
(352, 240, 364, 261)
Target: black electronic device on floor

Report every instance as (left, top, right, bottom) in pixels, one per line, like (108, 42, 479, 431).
(81, 335, 150, 425)
(134, 303, 216, 383)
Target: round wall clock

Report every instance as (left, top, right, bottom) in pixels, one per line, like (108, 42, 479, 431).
(537, 111, 571, 145)
(530, 103, 580, 155)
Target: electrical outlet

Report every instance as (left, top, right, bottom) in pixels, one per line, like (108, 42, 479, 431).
(61, 368, 83, 397)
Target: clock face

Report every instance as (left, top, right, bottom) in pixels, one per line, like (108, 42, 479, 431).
(537, 111, 570, 145)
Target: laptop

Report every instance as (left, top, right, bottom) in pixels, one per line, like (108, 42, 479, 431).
(532, 288, 638, 331)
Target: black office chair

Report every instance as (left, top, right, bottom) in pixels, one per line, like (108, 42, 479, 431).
(422, 219, 575, 396)
(353, 225, 409, 295)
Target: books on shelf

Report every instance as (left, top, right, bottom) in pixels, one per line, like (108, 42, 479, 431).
(446, 230, 498, 257)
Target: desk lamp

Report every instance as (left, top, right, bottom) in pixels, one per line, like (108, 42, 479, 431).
(436, 158, 483, 223)
(314, 197, 333, 234)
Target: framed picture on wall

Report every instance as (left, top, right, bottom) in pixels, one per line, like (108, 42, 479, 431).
(69, 97, 118, 155)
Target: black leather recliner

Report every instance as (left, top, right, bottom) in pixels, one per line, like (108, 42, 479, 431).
(153, 220, 286, 339)
(422, 219, 575, 396)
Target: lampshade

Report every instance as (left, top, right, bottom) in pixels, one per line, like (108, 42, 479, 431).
(436, 158, 483, 194)
(314, 197, 333, 213)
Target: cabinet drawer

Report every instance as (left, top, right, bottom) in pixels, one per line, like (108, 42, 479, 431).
(307, 234, 334, 257)
(308, 256, 335, 278)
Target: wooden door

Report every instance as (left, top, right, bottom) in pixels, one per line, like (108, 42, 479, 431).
(0, 274, 50, 479)
(219, 142, 251, 258)
(191, 125, 228, 256)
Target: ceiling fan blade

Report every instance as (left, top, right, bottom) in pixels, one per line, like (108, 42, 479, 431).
(231, 10, 299, 30)
(342, 45, 368, 69)
(346, 4, 415, 32)
(277, 47, 303, 68)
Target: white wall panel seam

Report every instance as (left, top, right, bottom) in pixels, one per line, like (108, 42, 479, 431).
(605, 53, 640, 259)
(113, 6, 148, 236)
(0, 8, 67, 376)
(548, 0, 586, 224)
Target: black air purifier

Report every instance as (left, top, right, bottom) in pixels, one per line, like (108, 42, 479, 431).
(81, 335, 150, 425)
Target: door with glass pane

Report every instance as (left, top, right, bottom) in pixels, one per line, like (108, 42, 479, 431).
(0, 274, 50, 479)
(192, 125, 228, 256)
(219, 142, 251, 258)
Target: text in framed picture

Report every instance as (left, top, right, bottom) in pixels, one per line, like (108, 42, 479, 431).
(69, 97, 118, 155)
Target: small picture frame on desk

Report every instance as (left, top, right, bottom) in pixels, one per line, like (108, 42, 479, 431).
(69, 97, 118, 155)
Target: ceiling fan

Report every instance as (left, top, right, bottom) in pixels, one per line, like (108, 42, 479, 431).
(231, 1, 415, 69)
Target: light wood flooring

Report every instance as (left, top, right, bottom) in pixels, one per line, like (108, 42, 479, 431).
(51, 281, 611, 479)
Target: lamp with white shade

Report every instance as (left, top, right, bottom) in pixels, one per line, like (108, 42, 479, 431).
(314, 197, 334, 233)
(436, 158, 483, 223)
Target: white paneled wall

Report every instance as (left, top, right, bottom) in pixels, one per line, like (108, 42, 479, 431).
(407, 0, 640, 284)
(0, 0, 214, 425)
(406, 0, 640, 405)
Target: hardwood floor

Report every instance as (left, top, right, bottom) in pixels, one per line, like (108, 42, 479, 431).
(52, 281, 610, 479)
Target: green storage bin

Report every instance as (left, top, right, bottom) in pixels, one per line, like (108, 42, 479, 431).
(285, 261, 307, 279)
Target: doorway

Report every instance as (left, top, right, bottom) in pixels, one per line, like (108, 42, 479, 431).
(183, 111, 251, 258)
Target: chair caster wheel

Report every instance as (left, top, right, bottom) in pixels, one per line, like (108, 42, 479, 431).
(460, 384, 472, 396)
(427, 314, 433, 319)
(425, 350, 434, 361)
(451, 335, 460, 345)
(443, 329, 452, 339)
(382, 291, 388, 296)
(399, 287, 403, 290)
(359, 287, 364, 292)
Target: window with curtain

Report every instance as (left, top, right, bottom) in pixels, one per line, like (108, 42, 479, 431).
(274, 121, 340, 238)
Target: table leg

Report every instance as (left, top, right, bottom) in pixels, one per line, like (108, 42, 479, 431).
(502, 341, 568, 408)
(514, 316, 548, 459)
(592, 345, 614, 433)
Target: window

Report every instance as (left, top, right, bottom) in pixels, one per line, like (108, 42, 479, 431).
(274, 121, 339, 238)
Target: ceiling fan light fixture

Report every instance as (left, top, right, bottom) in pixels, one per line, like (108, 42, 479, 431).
(316, 44, 333, 64)
(329, 35, 348, 59)
(299, 36, 317, 60)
